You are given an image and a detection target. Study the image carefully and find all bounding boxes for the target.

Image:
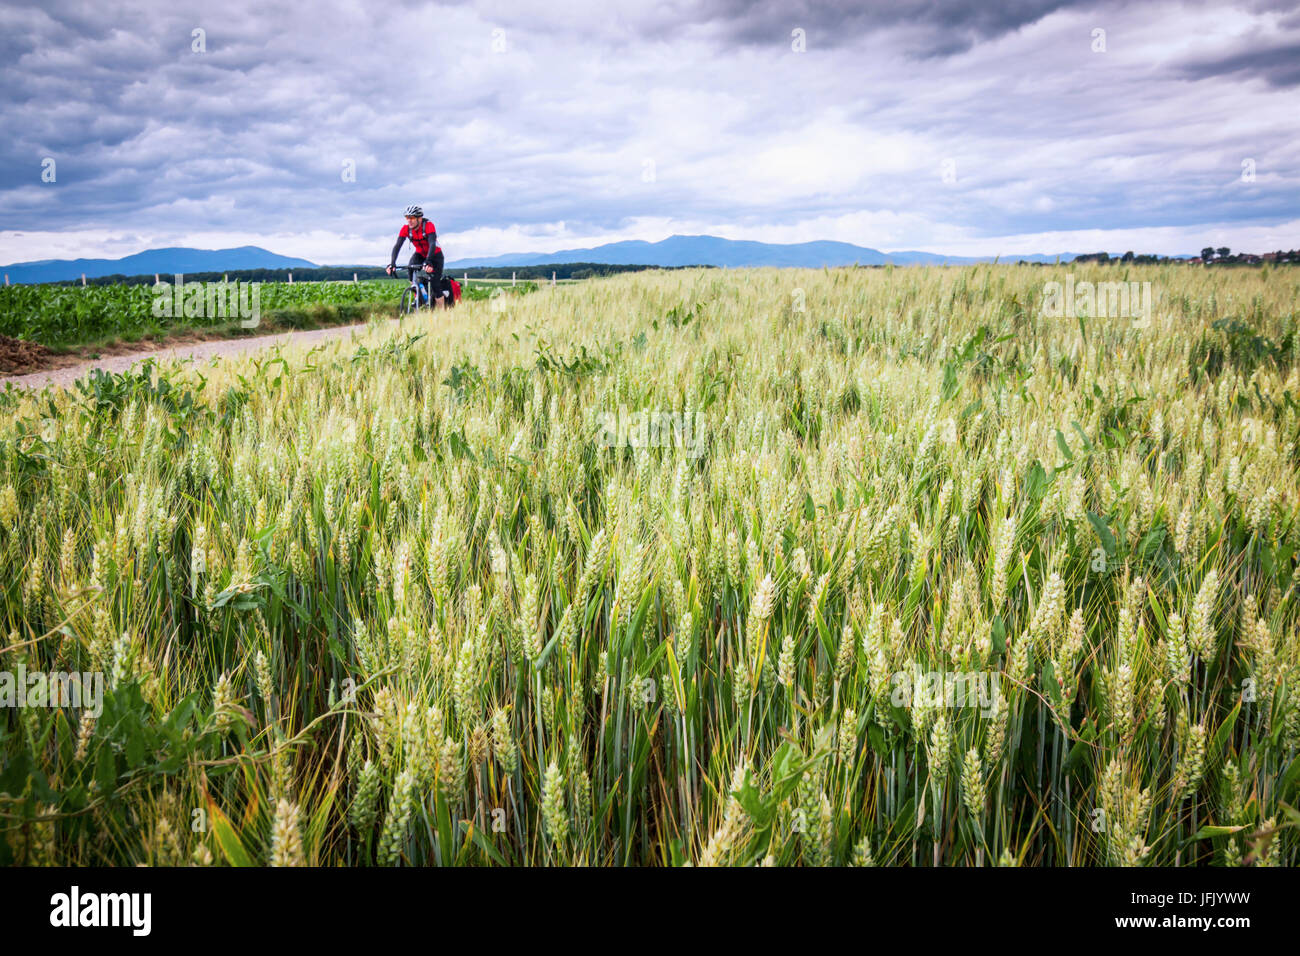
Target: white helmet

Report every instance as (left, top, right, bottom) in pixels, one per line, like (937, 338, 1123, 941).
(404, 204, 423, 218)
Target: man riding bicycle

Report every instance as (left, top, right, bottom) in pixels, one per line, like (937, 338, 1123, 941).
(386, 205, 448, 307)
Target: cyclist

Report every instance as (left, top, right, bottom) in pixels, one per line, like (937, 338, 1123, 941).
(386, 205, 447, 307)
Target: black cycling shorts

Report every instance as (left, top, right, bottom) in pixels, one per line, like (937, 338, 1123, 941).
(407, 250, 444, 285)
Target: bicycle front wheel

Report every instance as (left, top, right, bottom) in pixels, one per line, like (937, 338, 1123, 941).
(399, 288, 417, 316)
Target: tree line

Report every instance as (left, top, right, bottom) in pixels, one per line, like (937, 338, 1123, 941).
(43, 262, 715, 288)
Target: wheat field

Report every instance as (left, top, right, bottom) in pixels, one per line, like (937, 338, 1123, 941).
(1, 264, 1297, 866)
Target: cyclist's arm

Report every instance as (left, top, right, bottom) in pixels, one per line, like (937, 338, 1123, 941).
(389, 233, 406, 268)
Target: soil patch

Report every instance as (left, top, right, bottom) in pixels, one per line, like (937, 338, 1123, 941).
(0, 334, 75, 375)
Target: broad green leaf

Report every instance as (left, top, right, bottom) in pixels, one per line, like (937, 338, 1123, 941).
(208, 800, 253, 867)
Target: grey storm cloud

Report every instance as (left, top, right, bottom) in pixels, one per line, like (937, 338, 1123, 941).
(674, 0, 1091, 56)
(0, 0, 1297, 263)
(1165, 0, 1300, 87)
(1180, 40, 1300, 87)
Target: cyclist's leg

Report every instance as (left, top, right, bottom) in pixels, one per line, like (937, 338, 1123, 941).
(428, 250, 446, 307)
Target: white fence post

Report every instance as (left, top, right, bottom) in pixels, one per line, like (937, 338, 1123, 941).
(552, 271, 556, 287)
(353, 273, 358, 284)
(3, 274, 8, 286)
(512, 271, 516, 287)
(82, 273, 87, 286)
(155, 273, 160, 285)
(288, 272, 293, 284)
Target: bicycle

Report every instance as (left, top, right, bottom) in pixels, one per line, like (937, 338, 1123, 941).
(387, 264, 446, 316)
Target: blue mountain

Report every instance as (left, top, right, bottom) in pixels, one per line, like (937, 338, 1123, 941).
(1, 246, 317, 284)
(1, 236, 1087, 284)
(446, 234, 1078, 268)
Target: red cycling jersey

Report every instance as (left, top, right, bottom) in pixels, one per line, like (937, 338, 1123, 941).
(398, 220, 441, 257)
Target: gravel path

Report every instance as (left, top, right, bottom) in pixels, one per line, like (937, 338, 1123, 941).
(0, 320, 384, 391)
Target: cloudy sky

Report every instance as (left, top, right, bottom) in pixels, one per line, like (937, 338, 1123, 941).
(1, 0, 1297, 265)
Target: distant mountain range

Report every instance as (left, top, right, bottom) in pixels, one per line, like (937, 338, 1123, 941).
(1, 236, 1093, 284)
(446, 234, 1081, 268)
(0, 246, 317, 284)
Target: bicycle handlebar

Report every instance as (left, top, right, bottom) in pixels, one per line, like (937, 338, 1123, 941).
(385, 265, 437, 278)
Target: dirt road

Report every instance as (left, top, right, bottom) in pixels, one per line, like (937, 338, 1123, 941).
(0, 321, 380, 391)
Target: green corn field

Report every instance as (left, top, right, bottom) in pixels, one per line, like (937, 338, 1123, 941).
(1, 264, 1297, 866)
(0, 279, 513, 348)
